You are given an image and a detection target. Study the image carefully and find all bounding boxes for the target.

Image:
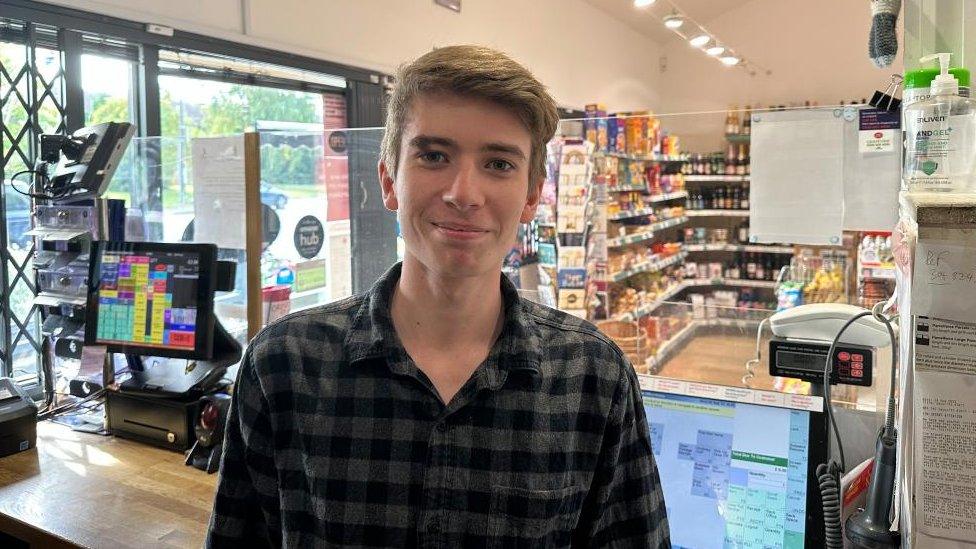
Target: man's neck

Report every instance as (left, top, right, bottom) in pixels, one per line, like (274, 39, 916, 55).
(391, 257, 504, 352)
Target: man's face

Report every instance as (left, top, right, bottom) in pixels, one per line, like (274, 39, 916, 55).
(379, 92, 541, 279)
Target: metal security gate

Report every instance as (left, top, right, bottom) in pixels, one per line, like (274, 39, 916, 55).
(0, 20, 70, 386)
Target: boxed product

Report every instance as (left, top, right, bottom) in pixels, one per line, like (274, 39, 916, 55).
(613, 113, 627, 153)
(626, 113, 647, 155)
(608, 114, 619, 152)
(584, 103, 607, 150)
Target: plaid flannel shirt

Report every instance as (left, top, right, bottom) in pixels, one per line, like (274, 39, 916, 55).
(206, 263, 670, 548)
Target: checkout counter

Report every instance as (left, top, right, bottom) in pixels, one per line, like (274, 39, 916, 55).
(0, 420, 216, 548)
(0, 298, 894, 549)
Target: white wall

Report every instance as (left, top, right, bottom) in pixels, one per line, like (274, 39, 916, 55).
(40, 0, 663, 113)
(656, 0, 905, 151)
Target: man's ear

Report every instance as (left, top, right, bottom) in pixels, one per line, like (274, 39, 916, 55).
(519, 178, 543, 224)
(379, 160, 398, 212)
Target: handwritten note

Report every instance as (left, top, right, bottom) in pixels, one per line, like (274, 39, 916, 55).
(912, 241, 976, 323)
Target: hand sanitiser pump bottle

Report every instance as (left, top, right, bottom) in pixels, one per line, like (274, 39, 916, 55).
(904, 53, 976, 193)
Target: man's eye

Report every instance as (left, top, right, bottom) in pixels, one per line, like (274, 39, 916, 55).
(487, 159, 515, 172)
(419, 151, 448, 163)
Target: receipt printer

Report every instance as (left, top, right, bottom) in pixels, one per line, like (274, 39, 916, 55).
(0, 377, 38, 458)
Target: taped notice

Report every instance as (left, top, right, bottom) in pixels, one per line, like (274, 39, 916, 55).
(914, 316, 976, 375)
(914, 371, 976, 541)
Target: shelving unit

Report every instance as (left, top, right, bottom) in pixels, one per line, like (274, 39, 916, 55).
(609, 251, 687, 282)
(607, 193, 688, 221)
(614, 282, 688, 321)
(607, 216, 688, 246)
(684, 243, 794, 254)
(683, 278, 779, 289)
(684, 175, 749, 183)
(686, 209, 750, 217)
(599, 151, 689, 163)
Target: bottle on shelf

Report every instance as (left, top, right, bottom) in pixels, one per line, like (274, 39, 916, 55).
(729, 258, 740, 280)
(726, 105, 740, 135)
(740, 181, 750, 210)
(746, 253, 757, 280)
(732, 187, 741, 210)
(742, 105, 752, 135)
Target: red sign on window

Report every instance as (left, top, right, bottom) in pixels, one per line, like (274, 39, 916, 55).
(322, 93, 349, 221)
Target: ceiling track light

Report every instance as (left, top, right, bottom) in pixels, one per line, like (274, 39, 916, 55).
(633, 0, 656, 7)
(663, 12, 684, 29)
(706, 46, 726, 56)
(689, 34, 710, 47)
(720, 56, 740, 66)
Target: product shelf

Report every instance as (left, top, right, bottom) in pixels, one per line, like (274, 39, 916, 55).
(686, 209, 750, 217)
(684, 243, 794, 254)
(607, 217, 688, 247)
(599, 151, 690, 163)
(614, 282, 689, 322)
(609, 251, 687, 282)
(684, 175, 750, 183)
(725, 133, 751, 143)
(683, 278, 779, 289)
(606, 185, 648, 193)
(607, 191, 688, 221)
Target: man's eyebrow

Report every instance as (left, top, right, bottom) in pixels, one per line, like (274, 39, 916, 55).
(408, 135, 457, 149)
(482, 142, 526, 160)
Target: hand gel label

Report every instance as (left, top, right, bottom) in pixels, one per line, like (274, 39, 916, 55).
(905, 112, 975, 191)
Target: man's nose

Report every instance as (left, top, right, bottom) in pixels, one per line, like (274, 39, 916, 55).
(443, 160, 485, 211)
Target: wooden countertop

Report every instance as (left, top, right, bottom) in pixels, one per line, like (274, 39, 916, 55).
(0, 420, 217, 548)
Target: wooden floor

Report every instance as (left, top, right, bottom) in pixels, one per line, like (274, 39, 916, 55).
(656, 332, 781, 392)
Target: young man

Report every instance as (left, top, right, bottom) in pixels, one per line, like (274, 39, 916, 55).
(207, 45, 670, 548)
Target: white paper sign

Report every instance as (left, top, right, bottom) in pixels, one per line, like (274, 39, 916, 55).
(192, 136, 246, 249)
(750, 111, 845, 245)
(858, 128, 895, 153)
(912, 241, 976, 324)
(913, 371, 976, 541)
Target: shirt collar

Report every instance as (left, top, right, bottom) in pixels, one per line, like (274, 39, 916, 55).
(344, 262, 542, 381)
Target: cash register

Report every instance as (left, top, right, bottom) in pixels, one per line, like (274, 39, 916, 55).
(84, 241, 241, 451)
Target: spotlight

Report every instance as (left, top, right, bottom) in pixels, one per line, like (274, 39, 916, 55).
(706, 46, 726, 56)
(663, 13, 684, 29)
(634, 0, 656, 7)
(720, 56, 740, 66)
(689, 34, 710, 47)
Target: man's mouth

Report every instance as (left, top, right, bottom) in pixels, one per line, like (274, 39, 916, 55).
(432, 222, 489, 233)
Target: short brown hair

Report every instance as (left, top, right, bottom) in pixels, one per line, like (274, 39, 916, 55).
(381, 45, 559, 188)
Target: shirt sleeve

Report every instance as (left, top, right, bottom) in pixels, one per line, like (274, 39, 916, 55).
(573, 367, 671, 548)
(206, 347, 280, 548)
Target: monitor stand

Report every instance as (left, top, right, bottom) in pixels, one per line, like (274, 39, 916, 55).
(119, 320, 242, 401)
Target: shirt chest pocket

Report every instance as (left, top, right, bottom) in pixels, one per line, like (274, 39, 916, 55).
(488, 484, 585, 548)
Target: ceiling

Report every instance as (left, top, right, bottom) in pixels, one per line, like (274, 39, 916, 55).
(583, 0, 751, 44)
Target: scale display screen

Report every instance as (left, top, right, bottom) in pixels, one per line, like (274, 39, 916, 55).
(775, 350, 826, 372)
